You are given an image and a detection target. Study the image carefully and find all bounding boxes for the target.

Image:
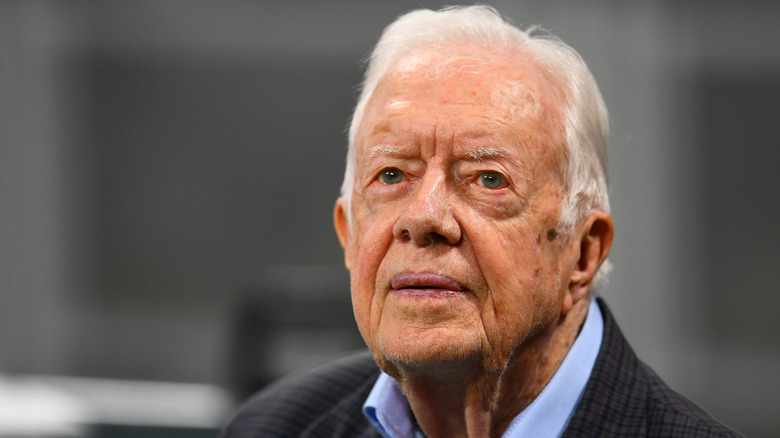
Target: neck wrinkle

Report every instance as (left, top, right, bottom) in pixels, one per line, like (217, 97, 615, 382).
(390, 299, 589, 438)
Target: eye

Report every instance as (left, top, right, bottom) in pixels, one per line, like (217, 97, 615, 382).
(477, 171, 507, 189)
(379, 168, 405, 185)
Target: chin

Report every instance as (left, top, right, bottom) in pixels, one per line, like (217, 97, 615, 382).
(376, 326, 483, 370)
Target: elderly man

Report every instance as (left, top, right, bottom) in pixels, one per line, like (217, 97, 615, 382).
(222, 6, 739, 438)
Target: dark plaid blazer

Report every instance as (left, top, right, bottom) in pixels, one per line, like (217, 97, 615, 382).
(221, 299, 741, 437)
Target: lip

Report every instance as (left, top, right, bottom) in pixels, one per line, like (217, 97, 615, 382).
(390, 272, 467, 293)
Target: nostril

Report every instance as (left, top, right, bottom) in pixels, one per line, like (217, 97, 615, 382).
(401, 230, 411, 241)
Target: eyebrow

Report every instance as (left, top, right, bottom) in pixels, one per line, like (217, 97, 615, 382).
(461, 146, 510, 162)
(368, 144, 405, 159)
(367, 144, 511, 162)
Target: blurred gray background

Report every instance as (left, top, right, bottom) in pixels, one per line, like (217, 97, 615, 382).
(1, 0, 778, 436)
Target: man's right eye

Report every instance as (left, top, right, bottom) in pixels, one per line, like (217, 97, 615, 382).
(379, 168, 405, 185)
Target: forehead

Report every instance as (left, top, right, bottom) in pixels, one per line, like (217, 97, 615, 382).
(357, 46, 566, 155)
(385, 48, 549, 103)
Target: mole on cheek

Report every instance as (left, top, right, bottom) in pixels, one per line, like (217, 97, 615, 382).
(546, 228, 558, 241)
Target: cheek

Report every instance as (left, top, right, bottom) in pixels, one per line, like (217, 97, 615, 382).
(472, 220, 539, 292)
(468, 219, 561, 347)
(348, 210, 398, 341)
(348, 234, 377, 337)
(350, 270, 372, 343)
(349, 215, 394, 290)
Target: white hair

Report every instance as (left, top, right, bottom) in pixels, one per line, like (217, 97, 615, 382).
(340, 5, 612, 286)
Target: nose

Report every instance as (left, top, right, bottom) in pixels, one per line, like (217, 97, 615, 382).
(392, 173, 462, 246)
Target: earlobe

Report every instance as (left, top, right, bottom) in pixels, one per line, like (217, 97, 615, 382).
(333, 198, 351, 271)
(566, 211, 614, 311)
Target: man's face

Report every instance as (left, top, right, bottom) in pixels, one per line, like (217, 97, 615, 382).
(335, 48, 581, 373)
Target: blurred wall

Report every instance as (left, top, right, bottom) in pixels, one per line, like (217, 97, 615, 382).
(1, 1, 778, 436)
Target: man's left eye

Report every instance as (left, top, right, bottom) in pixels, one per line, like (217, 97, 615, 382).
(477, 171, 507, 189)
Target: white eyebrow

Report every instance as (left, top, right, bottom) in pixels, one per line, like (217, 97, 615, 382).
(368, 144, 404, 158)
(463, 146, 509, 162)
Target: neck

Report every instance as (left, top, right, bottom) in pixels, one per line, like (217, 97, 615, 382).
(388, 300, 589, 438)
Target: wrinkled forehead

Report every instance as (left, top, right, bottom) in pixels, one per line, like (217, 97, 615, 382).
(388, 47, 557, 101)
(356, 45, 568, 161)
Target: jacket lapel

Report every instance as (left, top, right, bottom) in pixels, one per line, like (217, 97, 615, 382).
(563, 298, 649, 437)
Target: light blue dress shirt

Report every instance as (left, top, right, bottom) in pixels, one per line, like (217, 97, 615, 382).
(363, 299, 604, 438)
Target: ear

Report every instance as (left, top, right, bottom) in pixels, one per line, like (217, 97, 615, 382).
(333, 197, 351, 271)
(563, 211, 614, 313)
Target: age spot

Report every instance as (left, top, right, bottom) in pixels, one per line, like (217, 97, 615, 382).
(547, 228, 558, 241)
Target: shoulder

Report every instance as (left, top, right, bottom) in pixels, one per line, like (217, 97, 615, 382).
(220, 350, 381, 438)
(565, 299, 741, 438)
(642, 363, 742, 437)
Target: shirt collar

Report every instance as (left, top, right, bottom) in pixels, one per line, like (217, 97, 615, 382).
(362, 299, 604, 438)
(363, 372, 419, 438)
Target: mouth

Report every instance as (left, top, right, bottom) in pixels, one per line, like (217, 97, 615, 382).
(390, 272, 468, 297)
